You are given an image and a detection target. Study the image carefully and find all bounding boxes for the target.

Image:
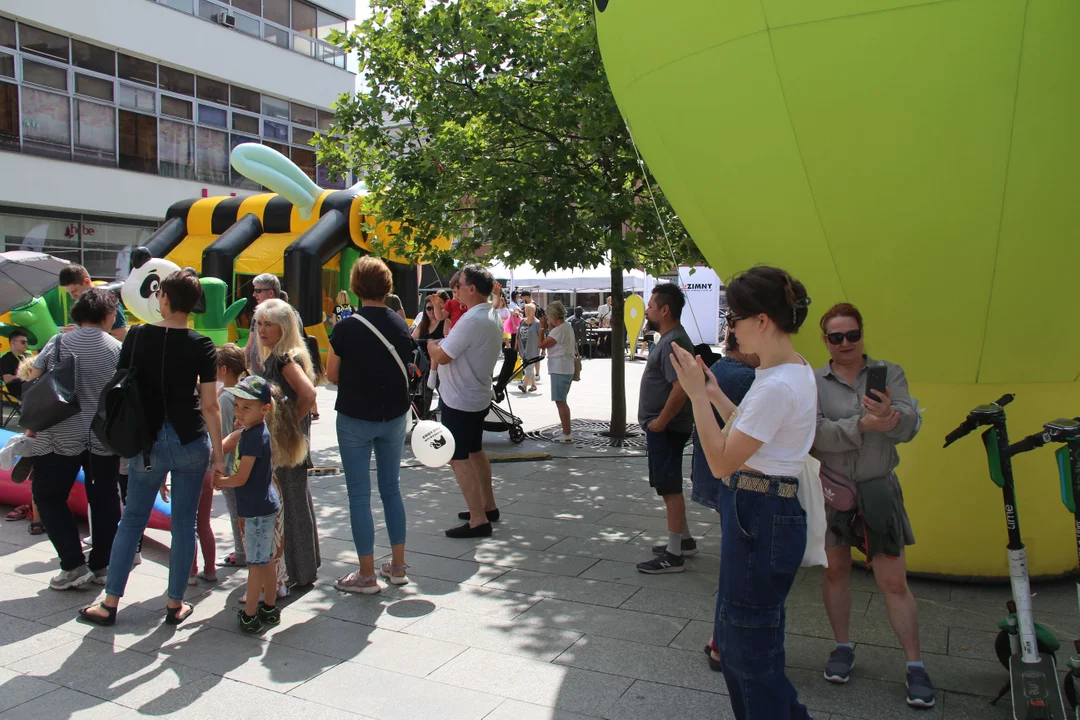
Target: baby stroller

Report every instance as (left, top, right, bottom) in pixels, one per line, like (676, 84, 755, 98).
(483, 347, 541, 444)
(409, 346, 436, 421)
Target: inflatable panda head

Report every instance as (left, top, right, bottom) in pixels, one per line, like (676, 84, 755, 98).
(122, 247, 181, 324)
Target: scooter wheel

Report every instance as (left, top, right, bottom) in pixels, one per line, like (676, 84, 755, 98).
(1065, 674, 1078, 710)
(994, 629, 1057, 670)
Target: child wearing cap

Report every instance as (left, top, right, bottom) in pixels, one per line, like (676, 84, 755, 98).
(213, 375, 282, 633)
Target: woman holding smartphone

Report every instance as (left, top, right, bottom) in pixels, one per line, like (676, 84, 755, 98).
(670, 265, 816, 720)
(811, 303, 931, 709)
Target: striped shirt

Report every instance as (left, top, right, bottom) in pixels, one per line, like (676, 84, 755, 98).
(27, 327, 121, 457)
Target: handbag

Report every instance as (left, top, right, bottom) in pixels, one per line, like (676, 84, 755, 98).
(92, 325, 153, 462)
(573, 353, 582, 382)
(352, 313, 422, 432)
(798, 454, 829, 568)
(20, 333, 81, 432)
(819, 464, 858, 512)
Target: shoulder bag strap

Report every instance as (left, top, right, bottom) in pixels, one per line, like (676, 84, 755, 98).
(351, 313, 416, 426)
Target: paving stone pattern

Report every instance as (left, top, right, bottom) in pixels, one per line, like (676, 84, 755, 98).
(0, 359, 1071, 718)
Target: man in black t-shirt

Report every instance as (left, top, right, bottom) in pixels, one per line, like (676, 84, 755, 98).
(1, 329, 31, 399)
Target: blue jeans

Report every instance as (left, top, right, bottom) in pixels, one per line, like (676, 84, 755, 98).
(337, 412, 408, 557)
(105, 423, 210, 602)
(714, 473, 811, 720)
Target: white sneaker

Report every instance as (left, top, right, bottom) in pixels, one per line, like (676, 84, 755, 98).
(552, 433, 573, 444)
(131, 551, 142, 568)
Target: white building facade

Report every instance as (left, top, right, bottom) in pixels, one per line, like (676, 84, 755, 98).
(0, 0, 355, 279)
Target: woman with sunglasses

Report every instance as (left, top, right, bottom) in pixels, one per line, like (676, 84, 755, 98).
(812, 303, 931, 709)
(670, 265, 815, 720)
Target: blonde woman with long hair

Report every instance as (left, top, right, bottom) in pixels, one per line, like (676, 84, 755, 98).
(252, 298, 320, 588)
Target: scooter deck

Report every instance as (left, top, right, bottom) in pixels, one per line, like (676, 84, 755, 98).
(1010, 653, 1068, 719)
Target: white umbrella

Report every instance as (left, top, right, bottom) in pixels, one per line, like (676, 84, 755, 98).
(0, 251, 71, 314)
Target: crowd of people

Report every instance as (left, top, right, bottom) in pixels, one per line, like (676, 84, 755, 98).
(2, 256, 931, 717)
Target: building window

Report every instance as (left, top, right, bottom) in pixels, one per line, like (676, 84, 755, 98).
(317, 110, 334, 132)
(19, 25, 69, 64)
(317, 9, 347, 40)
(22, 59, 68, 92)
(263, 140, 288, 157)
(72, 41, 115, 76)
(162, 0, 195, 13)
(74, 100, 116, 166)
(262, 23, 289, 49)
(230, 85, 259, 113)
(292, 146, 315, 181)
(118, 54, 157, 87)
(0, 17, 15, 50)
(80, 220, 158, 280)
(261, 95, 289, 121)
(118, 110, 157, 173)
(159, 119, 195, 179)
(161, 95, 193, 120)
(290, 102, 315, 127)
(198, 103, 227, 127)
(0, 53, 13, 79)
(232, 112, 258, 134)
(159, 66, 195, 95)
(21, 87, 71, 160)
(263, 119, 287, 141)
(231, 0, 261, 14)
(292, 127, 312, 146)
(196, 75, 228, 104)
(75, 73, 113, 101)
(230, 133, 261, 189)
(262, 0, 289, 27)
(118, 83, 156, 112)
(196, 126, 229, 183)
(0, 82, 19, 151)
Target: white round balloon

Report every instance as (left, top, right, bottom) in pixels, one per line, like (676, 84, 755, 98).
(411, 420, 455, 467)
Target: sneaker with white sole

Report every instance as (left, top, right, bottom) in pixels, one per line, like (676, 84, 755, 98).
(905, 666, 936, 708)
(636, 551, 685, 574)
(50, 565, 94, 590)
(335, 570, 381, 594)
(380, 562, 410, 586)
(90, 567, 107, 585)
(824, 646, 855, 683)
(552, 433, 573, 444)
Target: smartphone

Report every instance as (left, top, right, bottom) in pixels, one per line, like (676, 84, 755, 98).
(866, 365, 888, 400)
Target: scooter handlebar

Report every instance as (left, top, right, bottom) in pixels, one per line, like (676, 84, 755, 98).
(943, 419, 977, 448)
(1008, 431, 1048, 457)
(994, 394, 1015, 408)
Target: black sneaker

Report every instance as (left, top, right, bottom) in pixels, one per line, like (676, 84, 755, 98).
(257, 602, 280, 626)
(636, 551, 685, 574)
(237, 609, 264, 634)
(457, 508, 501, 522)
(652, 539, 698, 557)
(11, 456, 33, 484)
(824, 646, 855, 683)
(445, 522, 493, 539)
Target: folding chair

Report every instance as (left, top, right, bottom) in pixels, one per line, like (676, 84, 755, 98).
(0, 384, 21, 428)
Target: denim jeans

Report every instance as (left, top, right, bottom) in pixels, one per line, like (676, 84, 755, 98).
(337, 412, 408, 557)
(105, 423, 210, 602)
(714, 473, 811, 720)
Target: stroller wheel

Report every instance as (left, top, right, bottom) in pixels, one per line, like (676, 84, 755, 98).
(509, 426, 526, 444)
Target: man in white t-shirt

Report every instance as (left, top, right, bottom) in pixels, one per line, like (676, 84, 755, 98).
(428, 264, 505, 539)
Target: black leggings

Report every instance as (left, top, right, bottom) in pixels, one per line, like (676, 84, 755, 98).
(32, 452, 120, 572)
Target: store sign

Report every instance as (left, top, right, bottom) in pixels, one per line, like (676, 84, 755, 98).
(63, 223, 97, 239)
(644, 266, 723, 346)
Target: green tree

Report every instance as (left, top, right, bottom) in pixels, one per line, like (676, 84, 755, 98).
(319, 0, 700, 438)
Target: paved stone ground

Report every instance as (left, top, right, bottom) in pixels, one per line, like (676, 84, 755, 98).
(2, 356, 1078, 719)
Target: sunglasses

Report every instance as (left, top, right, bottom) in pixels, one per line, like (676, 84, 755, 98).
(724, 311, 748, 326)
(253, 288, 272, 294)
(826, 329, 863, 345)
(425, 306, 434, 312)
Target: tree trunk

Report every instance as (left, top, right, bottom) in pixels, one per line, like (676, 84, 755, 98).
(609, 260, 626, 439)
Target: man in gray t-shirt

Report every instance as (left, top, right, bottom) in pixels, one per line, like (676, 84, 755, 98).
(636, 284, 697, 576)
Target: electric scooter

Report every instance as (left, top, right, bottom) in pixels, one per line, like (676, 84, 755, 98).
(944, 394, 1067, 719)
(1007, 417, 1080, 717)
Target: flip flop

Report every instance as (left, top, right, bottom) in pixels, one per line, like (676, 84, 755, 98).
(6, 505, 30, 521)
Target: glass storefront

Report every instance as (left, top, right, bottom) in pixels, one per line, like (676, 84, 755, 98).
(0, 208, 159, 280)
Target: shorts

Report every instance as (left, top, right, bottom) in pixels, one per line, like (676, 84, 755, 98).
(550, 373, 573, 402)
(646, 428, 691, 496)
(439, 403, 487, 461)
(825, 474, 916, 551)
(243, 513, 277, 566)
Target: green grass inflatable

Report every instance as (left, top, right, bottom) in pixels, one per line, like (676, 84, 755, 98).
(596, 0, 1080, 577)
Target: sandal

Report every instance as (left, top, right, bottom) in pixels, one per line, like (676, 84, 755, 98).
(165, 602, 194, 625)
(218, 553, 245, 567)
(79, 602, 117, 627)
(704, 643, 722, 672)
(379, 562, 410, 586)
(6, 504, 30, 521)
(28, 521, 44, 535)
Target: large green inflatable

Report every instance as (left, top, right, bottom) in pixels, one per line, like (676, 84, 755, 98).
(595, 1, 1080, 577)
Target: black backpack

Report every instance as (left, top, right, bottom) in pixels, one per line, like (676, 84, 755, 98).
(92, 326, 153, 464)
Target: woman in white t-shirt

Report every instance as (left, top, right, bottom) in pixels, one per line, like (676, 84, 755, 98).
(670, 265, 816, 720)
(538, 301, 576, 443)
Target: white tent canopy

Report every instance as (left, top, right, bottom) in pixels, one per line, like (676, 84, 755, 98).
(486, 260, 646, 293)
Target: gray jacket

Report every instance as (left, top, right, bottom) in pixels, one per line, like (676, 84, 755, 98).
(812, 356, 920, 482)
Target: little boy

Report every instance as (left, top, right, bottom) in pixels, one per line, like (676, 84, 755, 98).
(213, 375, 281, 634)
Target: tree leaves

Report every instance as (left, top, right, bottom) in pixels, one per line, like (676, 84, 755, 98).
(315, 0, 701, 274)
